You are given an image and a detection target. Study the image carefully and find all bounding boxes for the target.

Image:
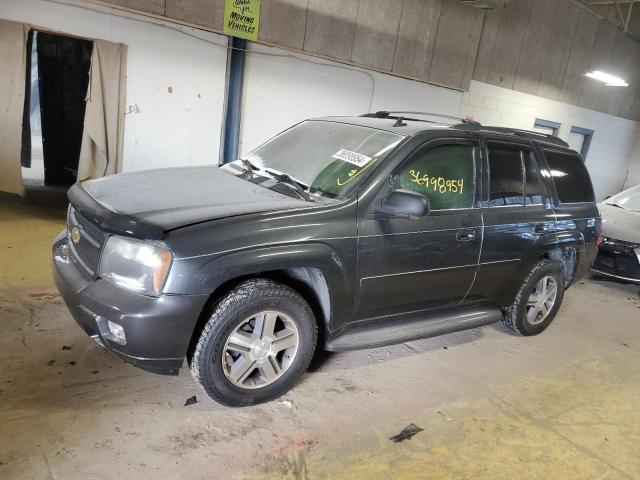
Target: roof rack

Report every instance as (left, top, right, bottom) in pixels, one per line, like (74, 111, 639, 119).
(361, 111, 569, 147)
(362, 110, 481, 126)
(480, 126, 569, 147)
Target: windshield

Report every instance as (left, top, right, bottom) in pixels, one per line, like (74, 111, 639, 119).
(242, 120, 405, 199)
(605, 184, 640, 213)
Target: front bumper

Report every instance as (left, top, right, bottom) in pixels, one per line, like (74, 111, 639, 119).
(52, 232, 209, 375)
(592, 238, 640, 284)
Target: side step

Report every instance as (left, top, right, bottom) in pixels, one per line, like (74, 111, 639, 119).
(326, 305, 503, 352)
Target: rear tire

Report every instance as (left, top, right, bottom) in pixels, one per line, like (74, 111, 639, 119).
(503, 259, 565, 336)
(191, 278, 317, 407)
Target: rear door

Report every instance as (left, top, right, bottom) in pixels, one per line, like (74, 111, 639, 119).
(538, 148, 600, 279)
(468, 138, 557, 306)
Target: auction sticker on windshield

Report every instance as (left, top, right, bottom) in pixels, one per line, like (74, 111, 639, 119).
(332, 149, 372, 167)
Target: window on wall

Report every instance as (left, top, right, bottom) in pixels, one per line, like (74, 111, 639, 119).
(533, 118, 561, 137)
(390, 144, 475, 210)
(567, 126, 594, 161)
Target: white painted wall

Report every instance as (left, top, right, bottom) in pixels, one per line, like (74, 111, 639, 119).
(240, 42, 461, 156)
(460, 80, 640, 200)
(624, 140, 640, 190)
(2, 0, 638, 198)
(0, 0, 228, 172)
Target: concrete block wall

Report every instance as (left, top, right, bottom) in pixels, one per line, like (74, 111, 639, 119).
(460, 81, 640, 200)
(473, 0, 640, 122)
(83, 0, 640, 124)
(72, 0, 485, 92)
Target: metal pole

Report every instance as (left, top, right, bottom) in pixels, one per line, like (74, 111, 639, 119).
(219, 37, 246, 165)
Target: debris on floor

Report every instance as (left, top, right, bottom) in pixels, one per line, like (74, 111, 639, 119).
(184, 395, 198, 407)
(389, 423, 424, 443)
(62, 345, 71, 350)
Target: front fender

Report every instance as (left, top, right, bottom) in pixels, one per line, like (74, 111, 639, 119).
(165, 241, 356, 329)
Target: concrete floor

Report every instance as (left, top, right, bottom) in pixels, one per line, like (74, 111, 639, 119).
(1, 189, 640, 480)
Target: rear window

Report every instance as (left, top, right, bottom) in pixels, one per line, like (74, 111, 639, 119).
(542, 149, 595, 203)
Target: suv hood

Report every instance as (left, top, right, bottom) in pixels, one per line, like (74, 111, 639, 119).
(70, 166, 310, 238)
(598, 202, 640, 244)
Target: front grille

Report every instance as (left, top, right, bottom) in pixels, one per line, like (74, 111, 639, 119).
(67, 207, 108, 278)
(593, 238, 640, 280)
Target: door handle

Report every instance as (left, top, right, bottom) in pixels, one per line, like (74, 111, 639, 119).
(534, 223, 549, 233)
(456, 229, 476, 241)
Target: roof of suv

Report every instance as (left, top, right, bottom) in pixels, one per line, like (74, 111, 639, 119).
(315, 112, 570, 149)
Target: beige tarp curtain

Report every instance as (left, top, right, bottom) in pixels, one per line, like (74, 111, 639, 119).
(0, 20, 29, 197)
(0, 22, 125, 195)
(78, 40, 127, 181)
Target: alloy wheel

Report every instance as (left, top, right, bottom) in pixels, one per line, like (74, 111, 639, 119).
(222, 310, 299, 389)
(526, 275, 558, 325)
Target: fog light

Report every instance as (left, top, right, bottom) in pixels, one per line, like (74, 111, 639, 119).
(107, 320, 126, 345)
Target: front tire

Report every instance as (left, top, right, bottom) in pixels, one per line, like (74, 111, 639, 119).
(503, 259, 565, 336)
(191, 279, 317, 406)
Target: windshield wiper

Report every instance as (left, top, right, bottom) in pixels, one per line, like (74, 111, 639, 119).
(240, 159, 258, 179)
(265, 168, 312, 202)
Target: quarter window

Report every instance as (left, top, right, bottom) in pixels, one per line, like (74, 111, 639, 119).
(542, 149, 595, 203)
(390, 144, 475, 210)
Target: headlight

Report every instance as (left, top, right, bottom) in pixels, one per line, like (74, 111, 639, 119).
(99, 236, 173, 296)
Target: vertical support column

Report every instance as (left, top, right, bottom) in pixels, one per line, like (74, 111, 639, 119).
(219, 37, 247, 165)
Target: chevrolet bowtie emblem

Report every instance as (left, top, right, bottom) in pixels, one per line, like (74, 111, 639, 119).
(70, 226, 82, 244)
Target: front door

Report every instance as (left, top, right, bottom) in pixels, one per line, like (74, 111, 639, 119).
(355, 138, 483, 319)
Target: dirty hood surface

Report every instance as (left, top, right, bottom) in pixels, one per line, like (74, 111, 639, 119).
(598, 202, 640, 243)
(79, 166, 310, 233)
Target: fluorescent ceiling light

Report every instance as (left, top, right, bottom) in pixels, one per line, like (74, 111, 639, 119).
(585, 70, 629, 87)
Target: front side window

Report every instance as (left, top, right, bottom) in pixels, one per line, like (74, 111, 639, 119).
(542, 149, 595, 203)
(242, 120, 404, 199)
(488, 146, 525, 206)
(390, 144, 475, 210)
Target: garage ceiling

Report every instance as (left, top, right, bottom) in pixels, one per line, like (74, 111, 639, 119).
(576, 1, 640, 38)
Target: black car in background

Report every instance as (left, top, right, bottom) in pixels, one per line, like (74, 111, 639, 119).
(53, 112, 601, 406)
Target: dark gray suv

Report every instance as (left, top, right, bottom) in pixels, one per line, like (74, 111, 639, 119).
(53, 112, 601, 406)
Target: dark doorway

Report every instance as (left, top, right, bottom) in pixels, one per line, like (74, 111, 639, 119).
(26, 31, 93, 186)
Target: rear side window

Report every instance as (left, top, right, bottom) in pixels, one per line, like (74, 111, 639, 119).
(487, 146, 524, 206)
(391, 144, 475, 210)
(543, 149, 595, 203)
